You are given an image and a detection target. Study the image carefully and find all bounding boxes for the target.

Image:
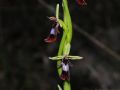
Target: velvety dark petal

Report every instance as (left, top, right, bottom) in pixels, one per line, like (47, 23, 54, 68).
(44, 34, 57, 43)
(60, 71, 70, 80)
(76, 0, 87, 5)
(55, 23, 60, 34)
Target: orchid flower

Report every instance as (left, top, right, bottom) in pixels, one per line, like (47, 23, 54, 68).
(49, 44, 83, 80)
(44, 17, 60, 43)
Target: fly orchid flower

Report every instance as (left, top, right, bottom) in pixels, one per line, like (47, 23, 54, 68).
(49, 43, 83, 80)
(44, 16, 60, 43)
(76, 0, 87, 5)
(49, 55, 83, 80)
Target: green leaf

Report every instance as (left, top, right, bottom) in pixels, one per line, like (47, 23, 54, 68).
(62, 0, 72, 43)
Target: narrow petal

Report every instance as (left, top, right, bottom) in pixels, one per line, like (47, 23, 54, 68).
(55, 23, 60, 34)
(48, 16, 57, 21)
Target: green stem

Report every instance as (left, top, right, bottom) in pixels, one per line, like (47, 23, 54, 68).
(62, 0, 72, 90)
(64, 81, 71, 90)
(57, 30, 67, 75)
(56, 5, 68, 76)
(56, 0, 72, 89)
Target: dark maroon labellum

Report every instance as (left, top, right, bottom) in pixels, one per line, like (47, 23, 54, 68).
(76, 0, 87, 5)
(60, 71, 70, 80)
(44, 28, 57, 43)
(60, 59, 70, 81)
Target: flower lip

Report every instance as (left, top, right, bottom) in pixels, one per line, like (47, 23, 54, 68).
(60, 58, 70, 80)
(44, 28, 57, 43)
(44, 34, 57, 43)
(60, 71, 70, 81)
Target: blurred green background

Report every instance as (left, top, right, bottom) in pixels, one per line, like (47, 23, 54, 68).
(0, 0, 120, 90)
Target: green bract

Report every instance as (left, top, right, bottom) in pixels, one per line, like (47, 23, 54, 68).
(58, 85, 62, 90)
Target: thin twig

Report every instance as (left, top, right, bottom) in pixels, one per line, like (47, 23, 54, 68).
(38, 0, 120, 61)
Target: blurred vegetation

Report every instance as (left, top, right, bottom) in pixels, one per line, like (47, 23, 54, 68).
(0, 0, 120, 90)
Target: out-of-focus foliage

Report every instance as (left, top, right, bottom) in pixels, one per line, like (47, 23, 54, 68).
(0, 0, 120, 90)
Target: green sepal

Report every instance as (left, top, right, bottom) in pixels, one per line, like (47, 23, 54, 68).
(49, 56, 63, 60)
(49, 55, 83, 60)
(67, 56, 83, 60)
(56, 4, 59, 19)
